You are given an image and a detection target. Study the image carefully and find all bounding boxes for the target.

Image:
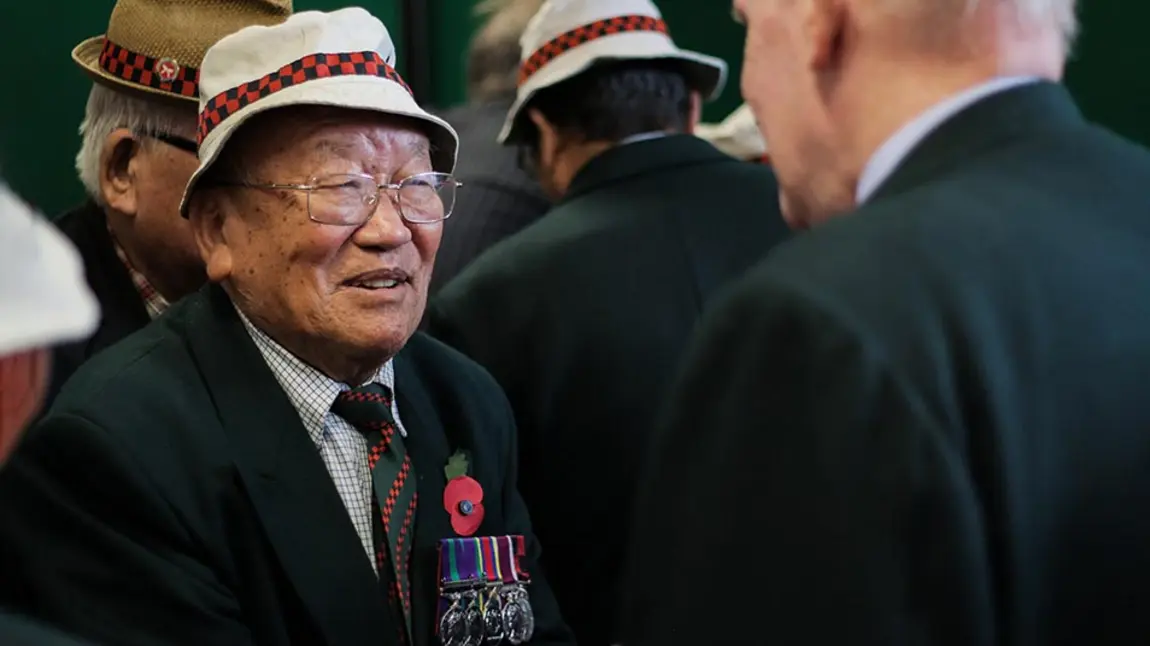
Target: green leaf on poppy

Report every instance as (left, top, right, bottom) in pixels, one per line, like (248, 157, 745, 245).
(444, 450, 470, 481)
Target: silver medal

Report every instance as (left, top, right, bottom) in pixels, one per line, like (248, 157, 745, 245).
(500, 585, 535, 645)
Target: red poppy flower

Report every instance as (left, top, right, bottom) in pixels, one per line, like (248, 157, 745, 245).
(444, 475, 484, 536)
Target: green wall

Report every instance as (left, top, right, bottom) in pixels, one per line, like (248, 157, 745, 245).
(1, 1, 1146, 217)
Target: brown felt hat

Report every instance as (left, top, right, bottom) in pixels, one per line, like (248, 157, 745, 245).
(72, 0, 294, 104)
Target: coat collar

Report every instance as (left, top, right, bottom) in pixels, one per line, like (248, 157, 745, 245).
(562, 134, 733, 203)
(870, 81, 1084, 204)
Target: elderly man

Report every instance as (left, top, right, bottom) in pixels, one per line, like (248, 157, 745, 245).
(622, 0, 1150, 644)
(0, 9, 572, 646)
(47, 0, 291, 407)
(426, 1, 790, 644)
(0, 183, 98, 643)
(430, 0, 550, 294)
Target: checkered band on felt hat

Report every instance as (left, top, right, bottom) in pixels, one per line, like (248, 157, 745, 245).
(72, 0, 293, 103)
(178, 7, 459, 217)
(498, 0, 728, 144)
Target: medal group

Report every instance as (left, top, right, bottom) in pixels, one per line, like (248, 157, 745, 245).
(437, 535, 536, 646)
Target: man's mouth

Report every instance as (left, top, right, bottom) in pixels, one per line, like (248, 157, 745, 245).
(343, 268, 411, 290)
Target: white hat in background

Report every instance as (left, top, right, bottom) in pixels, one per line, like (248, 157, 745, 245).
(0, 184, 99, 357)
(695, 103, 768, 161)
(499, 0, 728, 144)
(180, 7, 459, 216)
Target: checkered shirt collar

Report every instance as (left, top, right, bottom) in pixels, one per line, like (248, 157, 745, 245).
(235, 307, 396, 448)
(108, 225, 170, 319)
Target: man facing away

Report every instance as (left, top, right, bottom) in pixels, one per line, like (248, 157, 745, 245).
(430, 0, 550, 295)
(623, 0, 1150, 644)
(427, 1, 792, 643)
(47, 0, 292, 407)
(0, 8, 573, 646)
(0, 183, 98, 644)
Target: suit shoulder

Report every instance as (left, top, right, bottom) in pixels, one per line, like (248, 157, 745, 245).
(400, 332, 504, 398)
(50, 311, 197, 425)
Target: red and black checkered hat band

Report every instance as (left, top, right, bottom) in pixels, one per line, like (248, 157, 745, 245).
(517, 15, 669, 86)
(197, 51, 413, 144)
(99, 39, 199, 99)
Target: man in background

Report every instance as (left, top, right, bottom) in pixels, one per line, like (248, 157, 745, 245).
(0, 182, 98, 643)
(48, 0, 291, 406)
(428, 1, 790, 643)
(623, 0, 1150, 643)
(430, 0, 550, 294)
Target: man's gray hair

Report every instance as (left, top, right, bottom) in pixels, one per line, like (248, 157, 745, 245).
(466, 0, 544, 102)
(75, 84, 196, 205)
(1004, 0, 1078, 44)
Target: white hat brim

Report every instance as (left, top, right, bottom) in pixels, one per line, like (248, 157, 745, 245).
(0, 186, 99, 356)
(498, 33, 728, 145)
(180, 76, 459, 217)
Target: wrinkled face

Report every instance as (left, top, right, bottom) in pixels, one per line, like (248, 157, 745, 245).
(733, 0, 848, 229)
(0, 349, 48, 464)
(192, 108, 442, 380)
(102, 120, 205, 299)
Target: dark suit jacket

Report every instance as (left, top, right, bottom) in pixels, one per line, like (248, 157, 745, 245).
(47, 201, 149, 407)
(0, 285, 573, 646)
(0, 612, 92, 646)
(427, 134, 791, 645)
(430, 101, 550, 295)
(622, 82, 1150, 645)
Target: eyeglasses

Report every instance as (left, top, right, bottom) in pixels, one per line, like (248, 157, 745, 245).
(211, 172, 461, 226)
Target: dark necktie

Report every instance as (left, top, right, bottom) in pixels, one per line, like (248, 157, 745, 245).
(332, 383, 418, 637)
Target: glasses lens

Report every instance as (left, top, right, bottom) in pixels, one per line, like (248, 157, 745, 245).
(399, 173, 456, 223)
(308, 174, 376, 225)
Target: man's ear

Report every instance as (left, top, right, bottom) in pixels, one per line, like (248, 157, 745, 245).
(100, 128, 143, 218)
(187, 190, 234, 283)
(527, 108, 560, 166)
(686, 91, 703, 133)
(805, 0, 848, 71)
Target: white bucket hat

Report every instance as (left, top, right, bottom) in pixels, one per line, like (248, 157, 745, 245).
(498, 0, 728, 144)
(180, 7, 458, 216)
(695, 103, 768, 161)
(0, 183, 99, 357)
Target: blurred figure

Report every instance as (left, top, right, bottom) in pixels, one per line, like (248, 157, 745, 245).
(695, 102, 768, 163)
(428, 1, 791, 644)
(0, 183, 98, 643)
(623, 0, 1150, 644)
(430, 0, 551, 294)
(47, 0, 291, 407)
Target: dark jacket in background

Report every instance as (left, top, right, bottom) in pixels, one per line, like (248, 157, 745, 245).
(47, 202, 148, 407)
(427, 134, 791, 645)
(0, 284, 573, 646)
(0, 612, 92, 646)
(430, 101, 550, 295)
(622, 82, 1150, 645)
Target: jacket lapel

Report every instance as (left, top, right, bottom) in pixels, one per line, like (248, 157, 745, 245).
(184, 285, 392, 645)
(394, 353, 455, 646)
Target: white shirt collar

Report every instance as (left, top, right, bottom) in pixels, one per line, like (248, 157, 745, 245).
(235, 307, 398, 445)
(856, 76, 1039, 204)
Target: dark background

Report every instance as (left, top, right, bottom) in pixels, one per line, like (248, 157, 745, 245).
(1, 1, 1143, 215)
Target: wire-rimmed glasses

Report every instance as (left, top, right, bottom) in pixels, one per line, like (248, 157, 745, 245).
(213, 171, 461, 226)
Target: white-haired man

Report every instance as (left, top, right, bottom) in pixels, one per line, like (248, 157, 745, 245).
(47, 0, 291, 408)
(623, 0, 1150, 644)
(0, 8, 573, 646)
(0, 183, 98, 643)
